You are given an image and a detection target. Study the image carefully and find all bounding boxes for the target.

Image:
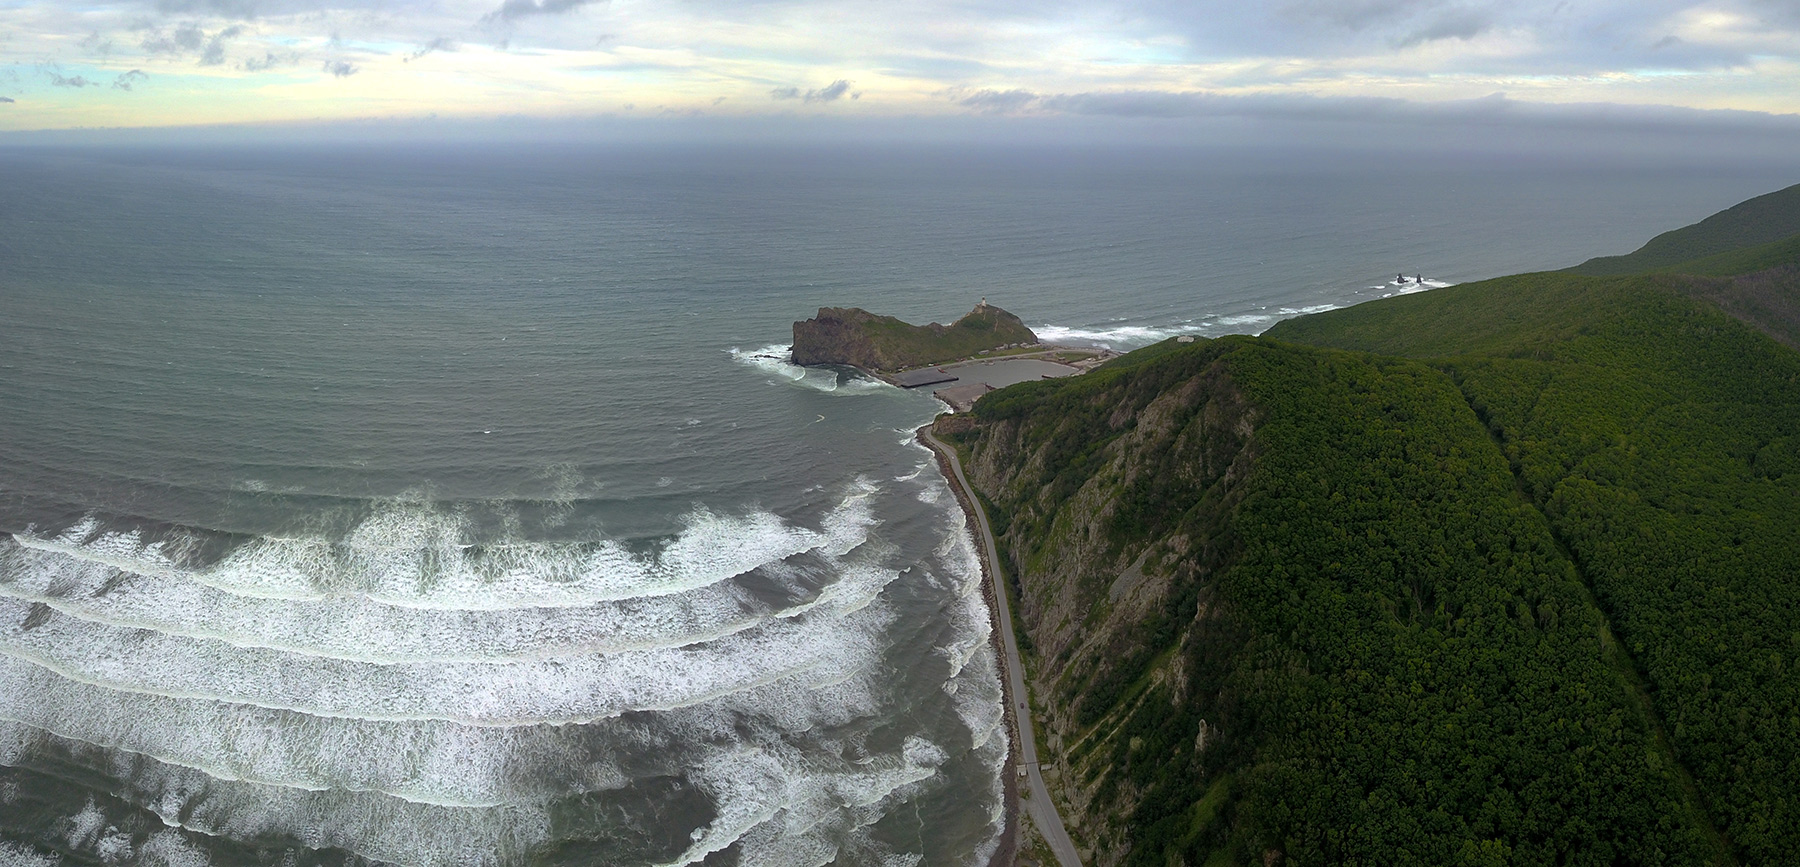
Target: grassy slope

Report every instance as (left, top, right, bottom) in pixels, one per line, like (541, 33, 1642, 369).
(1666, 234, 1800, 278)
(957, 337, 1715, 865)
(1568, 182, 1800, 276)
(861, 306, 1036, 370)
(1265, 262, 1800, 863)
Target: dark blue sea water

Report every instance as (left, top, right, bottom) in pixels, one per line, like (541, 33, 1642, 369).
(0, 141, 1794, 866)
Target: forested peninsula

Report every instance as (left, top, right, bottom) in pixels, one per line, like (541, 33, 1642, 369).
(936, 182, 1800, 866)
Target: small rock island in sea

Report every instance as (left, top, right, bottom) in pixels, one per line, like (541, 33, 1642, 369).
(791, 300, 1038, 372)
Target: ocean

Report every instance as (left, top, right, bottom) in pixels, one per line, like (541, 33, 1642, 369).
(0, 141, 1794, 866)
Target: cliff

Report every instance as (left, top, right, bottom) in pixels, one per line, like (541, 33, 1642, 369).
(791, 302, 1037, 371)
(942, 187, 1800, 866)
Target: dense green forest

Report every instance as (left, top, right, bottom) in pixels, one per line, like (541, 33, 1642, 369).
(1270, 265, 1800, 863)
(948, 186, 1800, 865)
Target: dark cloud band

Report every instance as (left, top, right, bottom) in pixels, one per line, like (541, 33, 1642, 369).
(482, 0, 604, 24)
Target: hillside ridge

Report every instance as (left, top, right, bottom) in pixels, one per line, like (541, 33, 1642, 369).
(946, 183, 1800, 866)
(1569, 181, 1800, 276)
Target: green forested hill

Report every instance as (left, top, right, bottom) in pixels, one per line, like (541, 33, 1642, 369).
(1264, 265, 1800, 864)
(948, 189, 1800, 866)
(1568, 182, 1800, 275)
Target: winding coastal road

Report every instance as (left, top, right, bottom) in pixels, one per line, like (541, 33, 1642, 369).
(920, 429, 1083, 867)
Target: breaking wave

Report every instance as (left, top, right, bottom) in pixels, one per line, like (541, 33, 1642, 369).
(1033, 323, 1203, 347)
(0, 472, 1006, 866)
(1371, 276, 1455, 297)
(728, 344, 888, 395)
(15, 497, 870, 611)
(1036, 303, 1350, 347)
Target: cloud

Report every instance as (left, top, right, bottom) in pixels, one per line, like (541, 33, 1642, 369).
(1635, 31, 1750, 70)
(155, 0, 264, 18)
(1134, 0, 1769, 74)
(200, 24, 245, 65)
(482, 0, 604, 24)
(1282, 0, 1439, 32)
(139, 22, 245, 65)
(956, 88, 1038, 114)
(242, 51, 293, 70)
(78, 31, 114, 55)
(140, 23, 207, 55)
(406, 37, 457, 61)
(943, 85, 1800, 139)
(1391, 7, 1491, 47)
(112, 69, 148, 90)
(150, 0, 395, 19)
(0, 97, 14, 103)
(806, 79, 850, 102)
(47, 72, 97, 87)
(772, 80, 854, 102)
(1749, 0, 1800, 28)
(0, 0, 1795, 134)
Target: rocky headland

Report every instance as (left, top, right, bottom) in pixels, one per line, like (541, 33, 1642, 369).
(791, 301, 1037, 372)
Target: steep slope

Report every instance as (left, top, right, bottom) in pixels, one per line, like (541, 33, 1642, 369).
(945, 186, 1800, 866)
(1266, 265, 1800, 863)
(1569, 182, 1800, 276)
(942, 337, 1717, 865)
(790, 302, 1036, 371)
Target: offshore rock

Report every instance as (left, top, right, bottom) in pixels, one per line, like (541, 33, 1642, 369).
(790, 302, 1037, 371)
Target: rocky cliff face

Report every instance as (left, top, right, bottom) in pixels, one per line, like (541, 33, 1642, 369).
(791, 303, 1036, 371)
(942, 343, 1260, 864)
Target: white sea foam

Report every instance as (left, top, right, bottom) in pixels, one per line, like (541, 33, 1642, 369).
(0, 455, 1002, 865)
(0, 658, 612, 805)
(662, 735, 948, 867)
(0, 623, 929, 812)
(0, 584, 961, 864)
(1212, 313, 1274, 327)
(728, 344, 887, 396)
(16, 491, 875, 611)
(934, 499, 986, 599)
(133, 830, 211, 867)
(1033, 323, 1202, 348)
(0, 722, 555, 867)
(0, 840, 62, 867)
(62, 800, 107, 853)
(0, 490, 878, 662)
(1374, 277, 1455, 298)
(1039, 300, 1359, 345)
(0, 541, 778, 663)
(0, 596, 892, 725)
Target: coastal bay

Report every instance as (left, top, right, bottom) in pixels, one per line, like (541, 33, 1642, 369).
(3, 144, 1796, 865)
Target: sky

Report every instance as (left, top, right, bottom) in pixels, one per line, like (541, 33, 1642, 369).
(2, 0, 1800, 139)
